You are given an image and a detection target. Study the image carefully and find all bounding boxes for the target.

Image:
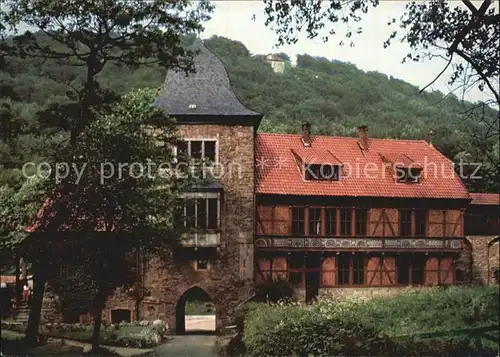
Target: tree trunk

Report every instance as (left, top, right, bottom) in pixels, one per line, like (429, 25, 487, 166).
(91, 292, 106, 352)
(24, 271, 46, 346)
(15, 254, 20, 311)
(20, 257, 27, 281)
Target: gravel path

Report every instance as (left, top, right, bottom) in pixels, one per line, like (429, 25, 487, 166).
(151, 335, 217, 357)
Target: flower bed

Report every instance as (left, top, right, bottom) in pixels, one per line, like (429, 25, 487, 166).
(1, 320, 170, 348)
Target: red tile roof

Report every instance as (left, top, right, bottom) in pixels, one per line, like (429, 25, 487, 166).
(1, 275, 16, 284)
(380, 153, 422, 168)
(470, 193, 500, 206)
(255, 133, 471, 199)
(292, 147, 342, 165)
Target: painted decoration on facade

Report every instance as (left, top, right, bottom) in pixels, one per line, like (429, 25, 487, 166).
(255, 237, 463, 250)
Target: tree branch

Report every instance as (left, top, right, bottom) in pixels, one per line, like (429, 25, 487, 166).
(420, 54, 453, 94)
(454, 48, 500, 103)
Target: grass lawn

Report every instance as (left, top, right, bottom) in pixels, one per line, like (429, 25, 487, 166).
(1, 329, 86, 356)
(185, 301, 215, 316)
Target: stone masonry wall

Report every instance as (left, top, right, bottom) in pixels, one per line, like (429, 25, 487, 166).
(489, 239, 499, 283)
(103, 123, 256, 331)
(465, 236, 500, 284)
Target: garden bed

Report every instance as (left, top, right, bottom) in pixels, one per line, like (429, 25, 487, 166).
(1, 320, 170, 349)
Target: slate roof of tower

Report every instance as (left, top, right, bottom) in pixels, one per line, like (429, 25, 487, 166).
(155, 38, 261, 118)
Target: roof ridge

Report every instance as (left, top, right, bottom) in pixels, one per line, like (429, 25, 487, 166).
(257, 132, 429, 143)
(200, 40, 262, 116)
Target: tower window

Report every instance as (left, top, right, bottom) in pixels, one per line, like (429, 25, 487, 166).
(175, 140, 218, 164)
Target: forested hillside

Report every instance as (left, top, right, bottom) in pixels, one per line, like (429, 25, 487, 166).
(1, 35, 498, 191)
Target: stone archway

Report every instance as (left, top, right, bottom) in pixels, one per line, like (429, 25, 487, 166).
(175, 286, 216, 334)
(488, 237, 500, 284)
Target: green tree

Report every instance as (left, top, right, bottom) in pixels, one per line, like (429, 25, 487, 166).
(1, 0, 214, 142)
(0, 176, 48, 269)
(1, 0, 213, 345)
(262, 1, 499, 102)
(23, 88, 184, 351)
(261, 1, 499, 179)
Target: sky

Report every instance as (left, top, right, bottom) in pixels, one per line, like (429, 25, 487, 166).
(201, 1, 494, 104)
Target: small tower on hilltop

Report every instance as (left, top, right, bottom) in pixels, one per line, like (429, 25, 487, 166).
(266, 53, 287, 74)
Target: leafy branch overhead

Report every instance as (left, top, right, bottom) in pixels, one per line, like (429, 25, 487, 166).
(1, 0, 214, 140)
(263, 0, 499, 103)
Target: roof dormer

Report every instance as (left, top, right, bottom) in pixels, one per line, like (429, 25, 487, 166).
(292, 148, 343, 181)
(381, 153, 422, 183)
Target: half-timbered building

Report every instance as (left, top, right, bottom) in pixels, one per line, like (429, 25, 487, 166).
(19, 38, 498, 329)
(254, 124, 470, 301)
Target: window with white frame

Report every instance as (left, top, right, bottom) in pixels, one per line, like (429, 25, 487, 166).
(174, 139, 217, 164)
(175, 192, 220, 230)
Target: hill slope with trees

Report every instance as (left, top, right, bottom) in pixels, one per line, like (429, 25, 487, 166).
(1, 35, 498, 191)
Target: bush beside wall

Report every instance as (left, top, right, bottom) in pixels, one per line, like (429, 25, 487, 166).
(242, 286, 499, 357)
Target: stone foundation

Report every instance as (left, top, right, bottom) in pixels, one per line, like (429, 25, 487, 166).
(317, 286, 422, 299)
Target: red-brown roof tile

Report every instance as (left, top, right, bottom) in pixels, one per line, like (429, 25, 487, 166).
(1, 275, 16, 284)
(380, 153, 422, 168)
(256, 133, 471, 199)
(292, 147, 343, 165)
(470, 193, 500, 206)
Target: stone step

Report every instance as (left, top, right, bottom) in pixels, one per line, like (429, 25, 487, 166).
(14, 307, 31, 322)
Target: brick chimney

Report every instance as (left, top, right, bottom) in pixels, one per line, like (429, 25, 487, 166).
(301, 122, 312, 147)
(357, 125, 369, 150)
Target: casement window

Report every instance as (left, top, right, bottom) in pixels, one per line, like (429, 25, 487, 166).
(325, 208, 337, 236)
(399, 210, 412, 237)
(175, 139, 217, 164)
(396, 255, 426, 285)
(304, 164, 341, 181)
(396, 167, 422, 183)
(337, 253, 365, 285)
(352, 255, 365, 284)
(291, 207, 305, 235)
(340, 208, 352, 236)
(196, 260, 209, 271)
(415, 209, 427, 236)
(175, 193, 220, 231)
(355, 208, 368, 236)
(308, 207, 322, 235)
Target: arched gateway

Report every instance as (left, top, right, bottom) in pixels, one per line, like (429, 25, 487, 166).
(175, 286, 215, 334)
(151, 37, 259, 333)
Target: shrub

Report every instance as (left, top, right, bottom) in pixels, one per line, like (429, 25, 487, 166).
(233, 302, 261, 332)
(244, 304, 389, 356)
(242, 286, 499, 356)
(255, 277, 293, 302)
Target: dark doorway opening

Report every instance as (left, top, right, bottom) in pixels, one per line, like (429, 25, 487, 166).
(305, 253, 321, 303)
(111, 309, 131, 324)
(175, 286, 215, 335)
